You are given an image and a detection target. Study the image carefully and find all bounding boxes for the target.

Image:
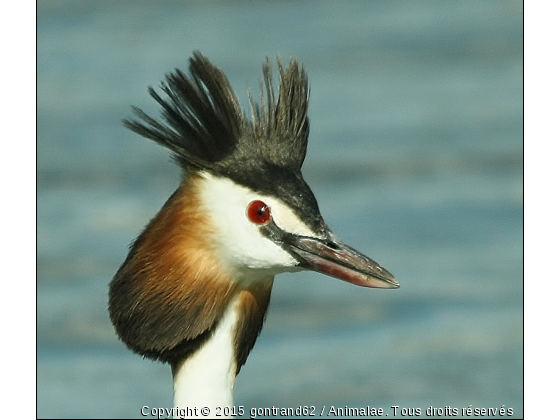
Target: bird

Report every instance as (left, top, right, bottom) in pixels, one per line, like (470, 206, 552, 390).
(109, 51, 399, 413)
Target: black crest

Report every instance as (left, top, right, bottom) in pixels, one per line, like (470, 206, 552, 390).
(124, 51, 310, 176)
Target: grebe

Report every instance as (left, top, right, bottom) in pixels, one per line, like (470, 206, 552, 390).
(109, 51, 399, 414)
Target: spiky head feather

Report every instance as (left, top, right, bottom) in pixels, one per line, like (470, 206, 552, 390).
(124, 51, 309, 174)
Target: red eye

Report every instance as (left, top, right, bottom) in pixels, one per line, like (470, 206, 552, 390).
(247, 200, 271, 224)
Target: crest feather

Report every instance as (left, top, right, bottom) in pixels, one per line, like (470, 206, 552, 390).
(123, 51, 310, 175)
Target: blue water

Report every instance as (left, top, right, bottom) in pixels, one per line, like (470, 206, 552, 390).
(37, 1, 523, 418)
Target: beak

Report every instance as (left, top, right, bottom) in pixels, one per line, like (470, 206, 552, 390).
(282, 232, 399, 289)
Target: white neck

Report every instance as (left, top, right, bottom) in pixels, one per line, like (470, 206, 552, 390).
(172, 297, 240, 418)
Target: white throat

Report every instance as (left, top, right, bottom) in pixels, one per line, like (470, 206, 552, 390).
(172, 297, 240, 418)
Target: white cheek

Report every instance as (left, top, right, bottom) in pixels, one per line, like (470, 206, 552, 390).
(198, 173, 304, 273)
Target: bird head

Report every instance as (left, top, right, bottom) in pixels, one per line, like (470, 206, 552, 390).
(109, 52, 398, 368)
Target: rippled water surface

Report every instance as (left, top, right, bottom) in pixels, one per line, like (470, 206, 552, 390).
(37, 1, 522, 418)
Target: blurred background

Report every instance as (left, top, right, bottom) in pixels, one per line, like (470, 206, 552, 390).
(37, 1, 523, 418)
